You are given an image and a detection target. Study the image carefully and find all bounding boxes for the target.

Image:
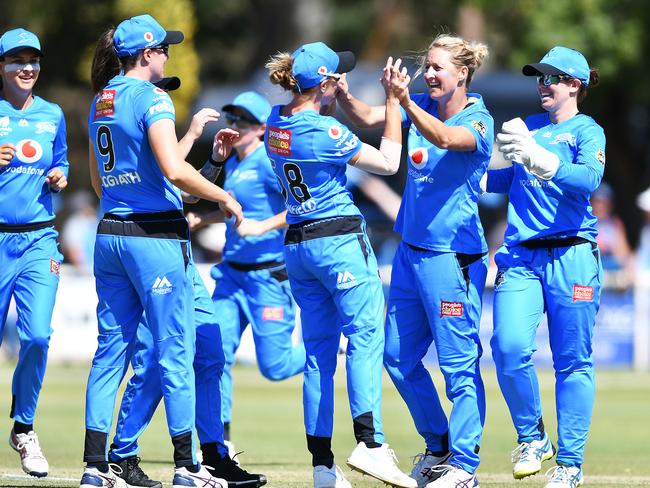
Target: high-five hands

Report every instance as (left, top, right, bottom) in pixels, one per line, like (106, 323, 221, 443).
(382, 56, 411, 104)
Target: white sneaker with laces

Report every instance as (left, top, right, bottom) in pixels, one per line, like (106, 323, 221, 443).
(410, 451, 452, 488)
(9, 430, 49, 477)
(423, 465, 479, 488)
(172, 465, 227, 488)
(512, 433, 555, 479)
(544, 465, 584, 488)
(313, 464, 351, 488)
(347, 442, 417, 488)
(79, 465, 127, 488)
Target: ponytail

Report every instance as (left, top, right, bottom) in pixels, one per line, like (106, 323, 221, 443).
(90, 28, 138, 93)
(578, 68, 599, 103)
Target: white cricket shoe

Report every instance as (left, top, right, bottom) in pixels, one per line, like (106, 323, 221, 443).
(347, 442, 417, 488)
(313, 464, 352, 488)
(410, 451, 452, 488)
(9, 429, 49, 477)
(79, 466, 127, 488)
(423, 465, 478, 488)
(544, 466, 584, 488)
(172, 465, 227, 488)
(512, 433, 555, 479)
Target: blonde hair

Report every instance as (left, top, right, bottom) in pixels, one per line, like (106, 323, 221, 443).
(266, 51, 299, 92)
(415, 34, 489, 88)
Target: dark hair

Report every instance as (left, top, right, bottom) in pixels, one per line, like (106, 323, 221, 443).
(578, 68, 599, 103)
(91, 28, 137, 93)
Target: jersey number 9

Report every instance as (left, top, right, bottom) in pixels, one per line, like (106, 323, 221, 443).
(97, 125, 115, 172)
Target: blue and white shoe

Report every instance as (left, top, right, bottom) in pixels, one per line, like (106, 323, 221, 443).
(80, 466, 127, 488)
(512, 433, 555, 479)
(423, 465, 479, 488)
(410, 451, 452, 488)
(172, 465, 227, 488)
(544, 465, 584, 488)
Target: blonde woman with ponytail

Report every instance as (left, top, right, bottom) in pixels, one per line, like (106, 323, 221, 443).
(337, 34, 494, 488)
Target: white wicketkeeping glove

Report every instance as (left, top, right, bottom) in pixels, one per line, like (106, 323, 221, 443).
(496, 117, 560, 180)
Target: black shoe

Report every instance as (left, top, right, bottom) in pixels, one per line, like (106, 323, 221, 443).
(113, 456, 162, 488)
(206, 456, 267, 488)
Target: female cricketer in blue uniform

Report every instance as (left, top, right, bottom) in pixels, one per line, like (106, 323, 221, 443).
(486, 46, 605, 488)
(265, 42, 415, 488)
(83, 15, 241, 488)
(107, 83, 265, 488)
(0, 28, 68, 478)
(185, 91, 306, 448)
(338, 34, 492, 488)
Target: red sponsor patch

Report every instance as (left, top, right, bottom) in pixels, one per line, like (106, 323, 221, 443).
(440, 300, 463, 317)
(94, 90, 116, 119)
(262, 307, 284, 321)
(50, 259, 60, 276)
(267, 127, 292, 156)
(573, 284, 594, 302)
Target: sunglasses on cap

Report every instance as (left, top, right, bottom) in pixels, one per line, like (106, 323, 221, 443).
(537, 74, 574, 86)
(225, 113, 258, 129)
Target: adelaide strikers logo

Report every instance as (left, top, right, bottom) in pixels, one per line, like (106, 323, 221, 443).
(144, 31, 154, 42)
(408, 147, 428, 169)
(15, 139, 43, 164)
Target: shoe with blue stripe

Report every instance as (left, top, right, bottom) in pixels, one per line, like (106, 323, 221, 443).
(544, 465, 584, 488)
(512, 433, 555, 479)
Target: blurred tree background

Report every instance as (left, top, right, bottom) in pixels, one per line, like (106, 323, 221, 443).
(1, 0, 649, 242)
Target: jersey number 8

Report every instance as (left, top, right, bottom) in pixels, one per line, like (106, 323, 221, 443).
(281, 163, 311, 203)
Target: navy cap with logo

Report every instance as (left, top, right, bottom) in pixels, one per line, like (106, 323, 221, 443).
(113, 14, 183, 58)
(222, 91, 272, 124)
(291, 41, 356, 90)
(522, 46, 590, 86)
(0, 28, 43, 58)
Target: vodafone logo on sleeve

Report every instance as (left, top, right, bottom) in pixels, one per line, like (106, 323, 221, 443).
(328, 125, 342, 139)
(408, 147, 428, 169)
(15, 139, 43, 164)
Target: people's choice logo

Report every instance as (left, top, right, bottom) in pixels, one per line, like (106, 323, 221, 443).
(15, 139, 43, 164)
(408, 147, 428, 169)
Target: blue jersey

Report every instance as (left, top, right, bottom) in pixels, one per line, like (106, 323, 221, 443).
(88, 75, 182, 216)
(486, 112, 605, 246)
(222, 144, 285, 264)
(0, 96, 68, 225)
(394, 93, 493, 253)
(264, 106, 362, 224)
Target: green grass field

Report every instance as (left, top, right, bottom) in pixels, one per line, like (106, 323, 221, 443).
(0, 361, 649, 487)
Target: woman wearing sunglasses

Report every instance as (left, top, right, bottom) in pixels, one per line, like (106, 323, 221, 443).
(485, 46, 605, 488)
(264, 42, 415, 488)
(84, 14, 242, 488)
(185, 91, 307, 456)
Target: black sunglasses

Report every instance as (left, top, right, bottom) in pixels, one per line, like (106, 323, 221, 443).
(225, 113, 257, 129)
(536, 74, 573, 86)
(146, 45, 169, 57)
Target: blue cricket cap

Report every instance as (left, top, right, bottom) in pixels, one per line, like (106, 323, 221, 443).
(523, 46, 590, 86)
(113, 14, 183, 58)
(291, 41, 356, 90)
(222, 91, 272, 124)
(0, 28, 43, 58)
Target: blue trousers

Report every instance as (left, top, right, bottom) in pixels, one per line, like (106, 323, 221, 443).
(85, 233, 195, 462)
(211, 262, 305, 425)
(0, 227, 62, 424)
(491, 242, 602, 467)
(110, 264, 227, 460)
(384, 242, 487, 474)
(284, 227, 385, 444)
